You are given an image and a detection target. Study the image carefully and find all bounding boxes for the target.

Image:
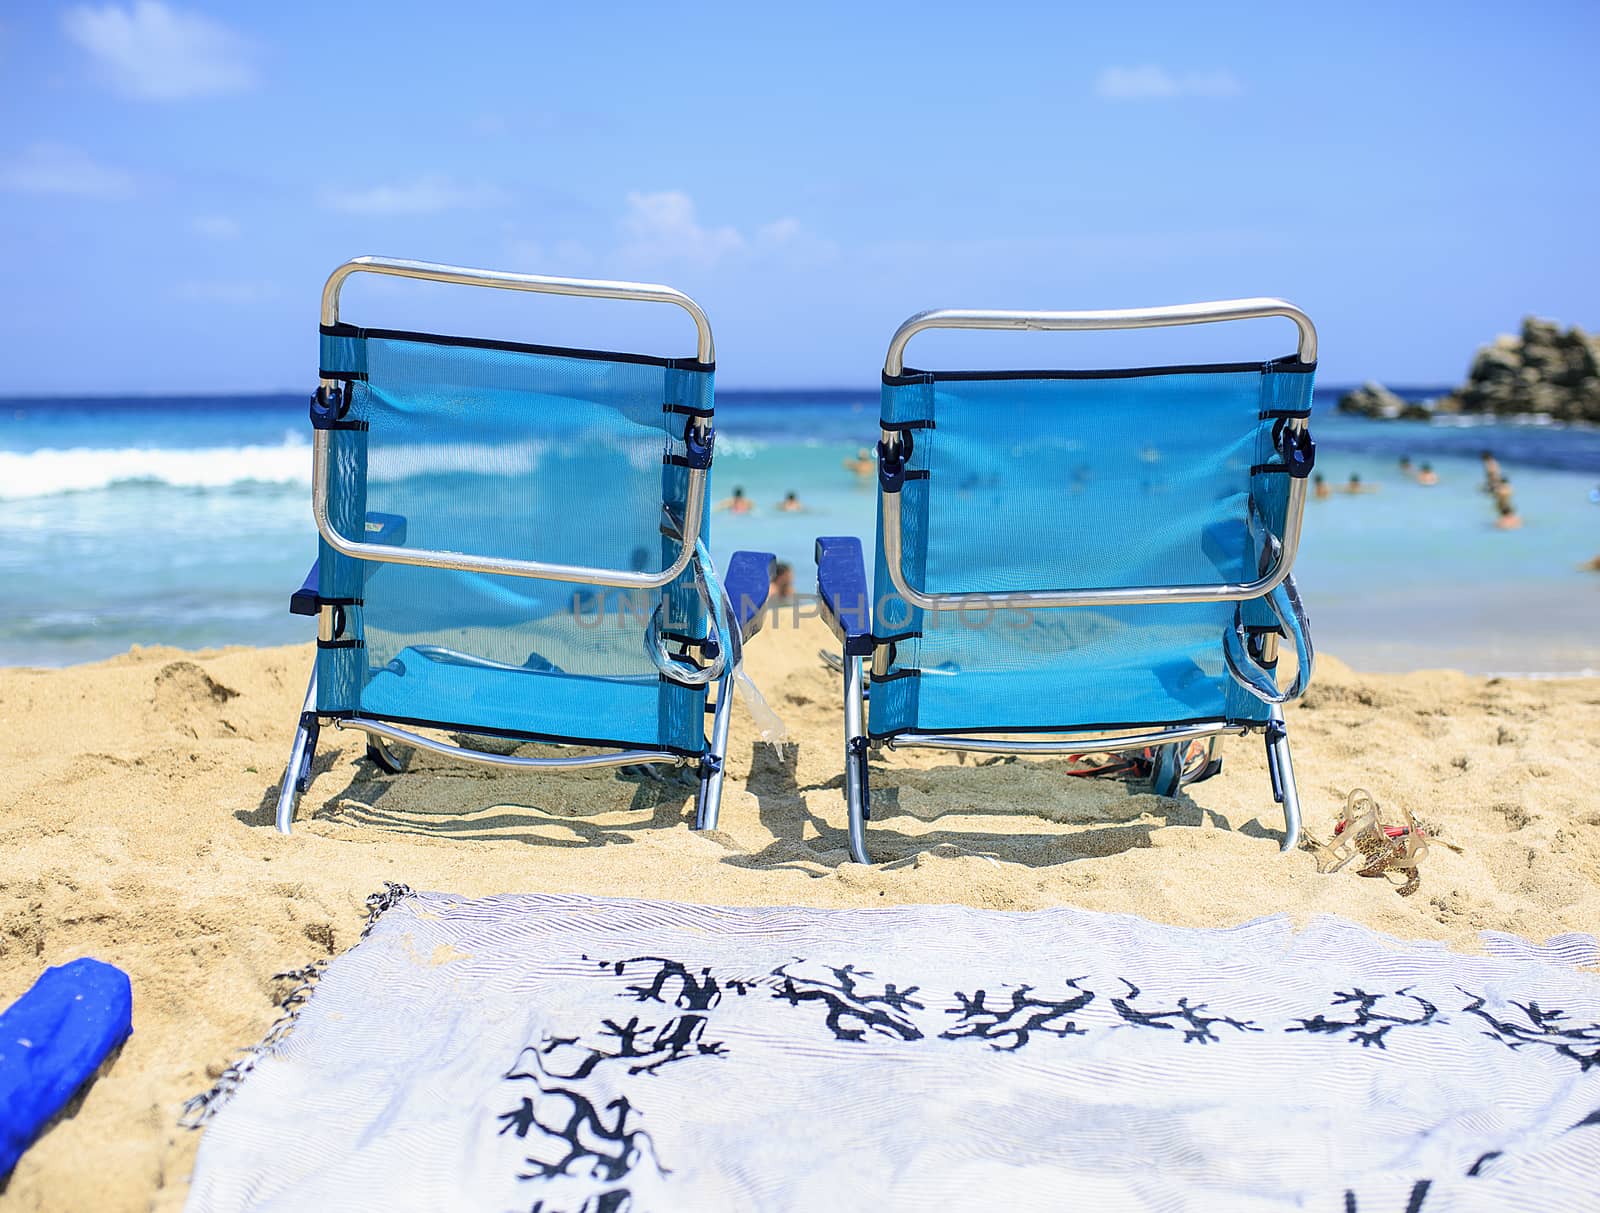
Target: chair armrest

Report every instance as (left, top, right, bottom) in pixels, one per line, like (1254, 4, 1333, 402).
(364, 512, 407, 548)
(724, 550, 776, 642)
(815, 536, 872, 656)
(289, 561, 320, 616)
(358, 513, 407, 585)
(292, 513, 409, 615)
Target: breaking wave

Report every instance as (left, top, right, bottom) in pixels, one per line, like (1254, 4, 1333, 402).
(0, 439, 313, 500)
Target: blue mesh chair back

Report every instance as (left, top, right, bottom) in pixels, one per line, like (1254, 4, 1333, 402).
(314, 325, 714, 755)
(816, 301, 1317, 862)
(869, 359, 1315, 740)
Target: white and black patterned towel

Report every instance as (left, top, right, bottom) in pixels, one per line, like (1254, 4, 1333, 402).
(186, 892, 1600, 1212)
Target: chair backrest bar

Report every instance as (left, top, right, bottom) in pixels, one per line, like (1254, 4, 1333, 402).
(312, 257, 714, 591)
(877, 299, 1316, 609)
(883, 298, 1315, 377)
(324, 256, 714, 364)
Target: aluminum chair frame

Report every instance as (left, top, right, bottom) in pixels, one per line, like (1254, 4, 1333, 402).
(275, 257, 770, 835)
(819, 300, 1317, 864)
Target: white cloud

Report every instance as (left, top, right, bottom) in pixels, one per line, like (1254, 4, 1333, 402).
(321, 177, 507, 216)
(191, 214, 239, 239)
(0, 142, 134, 198)
(1095, 66, 1242, 100)
(757, 217, 803, 245)
(64, 2, 256, 100)
(503, 193, 832, 275)
(618, 191, 745, 266)
(755, 215, 838, 264)
(605, 193, 836, 271)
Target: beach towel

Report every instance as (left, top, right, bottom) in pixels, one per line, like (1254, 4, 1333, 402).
(186, 891, 1600, 1212)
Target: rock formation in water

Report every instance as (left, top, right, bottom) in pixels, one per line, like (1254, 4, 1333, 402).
(1442, 317, 1600, 423)
(1335, 381, 1431, 421)
(1337, 317, 1600, 424)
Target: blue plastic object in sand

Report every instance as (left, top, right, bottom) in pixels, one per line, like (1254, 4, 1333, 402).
(0, 957, 133, 1177)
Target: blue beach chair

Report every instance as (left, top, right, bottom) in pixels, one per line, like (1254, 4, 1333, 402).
(276, 258, 774, 835)
(816, 300, 1318, 863)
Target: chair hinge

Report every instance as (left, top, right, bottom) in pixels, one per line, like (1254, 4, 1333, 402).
(683, 419, 715, 469)
(309, 384, 367, 432)
(877, 431, 912, 494)
(1277, 424, 1316, 479)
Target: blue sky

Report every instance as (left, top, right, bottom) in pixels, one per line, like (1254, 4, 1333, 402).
(1, 1, 1596, 392)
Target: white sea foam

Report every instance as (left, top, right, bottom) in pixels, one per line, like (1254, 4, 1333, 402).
(365, 438, 661, 478)
(1428, 411, 1598, 431)
(712, 436, 769, 459)
(0, 434, 679, 500)
(0, 438, 313, 500)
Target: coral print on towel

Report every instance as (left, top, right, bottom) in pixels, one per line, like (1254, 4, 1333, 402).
(492, 954, 1600, 1210)
(496, 956, 753, 1213)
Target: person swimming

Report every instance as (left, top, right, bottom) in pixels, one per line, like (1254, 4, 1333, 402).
(777, 491, 806, 513)
(1313, 472, 1330, 501)
(1398, 455, 1414, 477)
(768, 560, 795, 602)
(715, 486, 754, 514)
(1342, 472, 1378, 494)
(1416, 461, 1438, 486)
(1481, 449, 1505, 491)
(844, 447, 876, 479)
(1494, 498, 1522, 530)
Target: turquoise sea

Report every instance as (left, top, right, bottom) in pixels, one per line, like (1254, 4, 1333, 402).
(2, 389, 1597, 673)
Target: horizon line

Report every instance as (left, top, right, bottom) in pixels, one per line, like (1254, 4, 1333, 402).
(0, 382, 1455, 403)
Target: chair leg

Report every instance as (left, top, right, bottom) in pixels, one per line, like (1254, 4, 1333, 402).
(365, 737, 406, 774)
(1149, 743, 1185, 798)
(694, 671, 735, 830)
(842, 653, 871, 864)
(275, 667, 319, 835)
(1151, 736, 1224, 797)
(1264, 703, 1302, 853)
